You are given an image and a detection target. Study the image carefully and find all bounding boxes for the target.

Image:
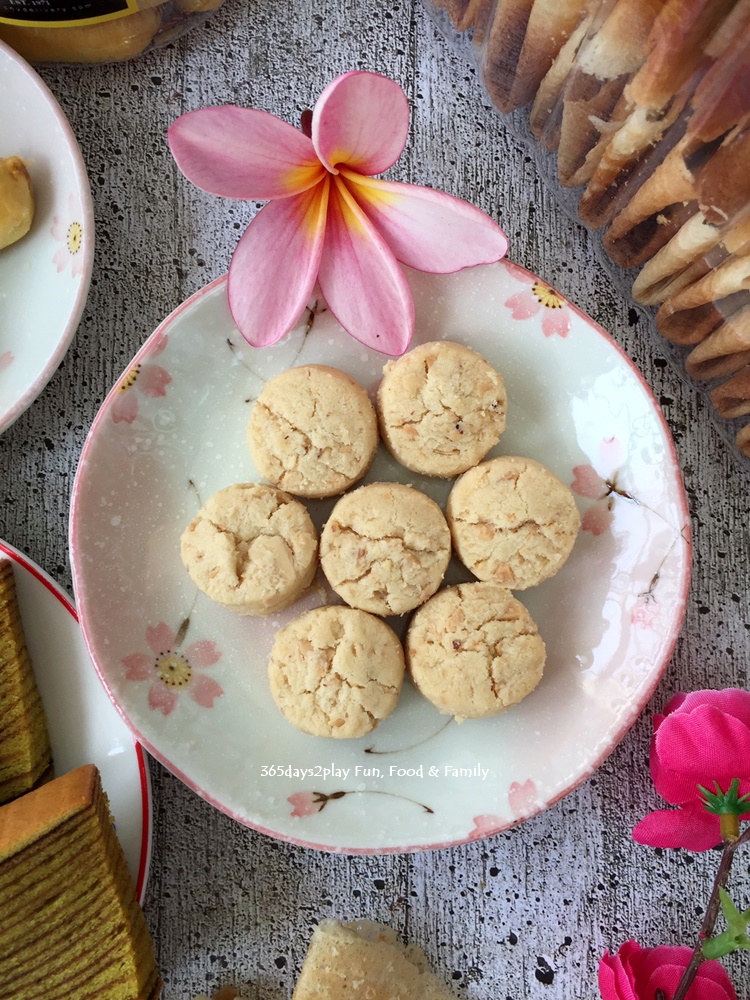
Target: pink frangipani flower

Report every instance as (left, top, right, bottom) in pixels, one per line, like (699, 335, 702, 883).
(633, 690, 750, 851)
(168, 71, 508, 355)
(122, 621, 223, 716)
(599, 940, 737, 1000)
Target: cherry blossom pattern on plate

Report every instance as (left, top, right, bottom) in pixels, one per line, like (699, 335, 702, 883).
(122, 619, 223, 716)
(51, 193, 86, 277)
(0, 352, 13, 373)
(468, 780, 541, 838)
(110, 332, 172, 424)
(505, 277, 571, 338)
(288, 789, 433, 817)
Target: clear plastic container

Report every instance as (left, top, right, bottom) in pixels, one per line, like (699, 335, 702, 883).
(426, 0, 750, 464)
(0, 0, 225, 63)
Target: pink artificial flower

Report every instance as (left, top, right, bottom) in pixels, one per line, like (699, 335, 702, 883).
(633, 690, 750, 851)
(122, 621, 223, 716)
(0, 351, 13, 373)
(168, 71, 508, 355)
(111, 332, 172, 424)
(505, 279, 571, 338)
(599, 940, 737, 1000)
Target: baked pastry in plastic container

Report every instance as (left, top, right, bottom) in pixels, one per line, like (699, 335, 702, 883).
(425, 0, 750, 465)
(0, 0, 225, 64)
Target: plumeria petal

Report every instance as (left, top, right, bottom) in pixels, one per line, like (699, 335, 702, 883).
(312, 71, 409, 176)
(122, 653, 152, 681)
(184, 639, 221, 668)
(344, 172, 507, 272)
(190, 675, 223, 708)
(228, 180, 329, 347)
(317, 177, 413, 355)
(146, 622, 177, 655)
(168, 106, 324, 199)
(149, 682, 178, 716)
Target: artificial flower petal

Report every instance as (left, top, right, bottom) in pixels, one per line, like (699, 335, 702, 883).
(312, 71, 409, 176)
(344, 172, 508, 272)
(317, 177, 414, 355)
(656, 704, 750, 780)
(228, 181, 329, 347)
(168, 106, 324, 200)
(632, 804, 722, 851)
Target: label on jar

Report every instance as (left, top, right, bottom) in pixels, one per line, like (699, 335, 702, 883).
(0, 0, 142, 27)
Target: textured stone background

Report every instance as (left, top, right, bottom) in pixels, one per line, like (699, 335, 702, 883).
(1, 0, 748, 997)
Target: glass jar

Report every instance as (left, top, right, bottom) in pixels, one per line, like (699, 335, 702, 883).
(0, 0, 225, 63)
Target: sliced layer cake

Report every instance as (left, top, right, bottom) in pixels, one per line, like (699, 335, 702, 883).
(0, 764, 161, 999)
(0, 559, 52, 805)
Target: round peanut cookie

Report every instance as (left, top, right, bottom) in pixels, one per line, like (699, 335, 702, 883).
(180, 483, 318, 616)
(268, 605, 405, 738)
(320, 482, 451, 616)
(376, 341, 506, 477)
(446, 456, 580, 590)
(406, 583, 546, 720)
(247, 364, 379, 498)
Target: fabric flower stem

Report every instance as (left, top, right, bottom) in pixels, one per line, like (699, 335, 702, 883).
(672, 827, 750, 1000)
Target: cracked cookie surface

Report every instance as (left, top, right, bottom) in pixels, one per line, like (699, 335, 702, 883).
(447, 456, 580, 590)
(247, 364, 379, 498)
(180, 483, 318, 616)
(376, 341, 506, 477)
(320, 482, 451, 616)
(406, 582, 546, 720)
(268, 605, 405, 738)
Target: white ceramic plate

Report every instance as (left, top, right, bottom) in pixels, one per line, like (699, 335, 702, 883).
(0, 40, 94, 434)
(70, 261, 691, 853)
(0, 539, 151, 899)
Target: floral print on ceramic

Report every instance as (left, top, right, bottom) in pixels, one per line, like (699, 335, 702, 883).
(70, 259, 691, 853)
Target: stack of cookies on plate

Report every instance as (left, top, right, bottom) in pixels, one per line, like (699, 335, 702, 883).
(430, 0, 750, 459)
(180, 343, 580, 739)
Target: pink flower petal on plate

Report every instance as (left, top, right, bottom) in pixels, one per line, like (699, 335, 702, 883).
(110, 390, 138, 424)
(138, 364, 172, 398)
(317, 177, 413, 355)
(122, 653, 151, 681)
(632, 804, 722, 851)
(542, 308, 571, 338)
(582, 503, 612, 536)
(53, 247, 68, 273)
(0, 352, 13, 373)
(168, 106, 324, 199)
(312, 71, 409, 176)
(190, 674, 223, 708)
(185, 639, 221, 668)
(146, 622, 177, 655)
(288, 792, 319, 817)
(509, 779, 539, 818)
(228, 180, 329, 347)
(469, 814, 505, 838)
(51, 215, 65, 241)
(149, 332, 169, 358)
(571, 464, 606, 498)
(345, 172, 507, 272)
(505, 290, 539, 320)
(149, 682, 178, 716)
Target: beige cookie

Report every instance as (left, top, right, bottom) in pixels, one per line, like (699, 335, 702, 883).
(247, 365, 379, 498)
(268, 606, 404, 739)
(180, 483, 318, 616)
(446, 456, 580, 589)
(406, 583, 546, 720)
(376, 340, 506, 477)
(320, 482, 451, 616)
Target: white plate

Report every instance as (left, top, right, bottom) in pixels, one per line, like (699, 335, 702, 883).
(70, 261, 691, 853)
(0, 539, 151, 899)
(0, 40, 94, 434)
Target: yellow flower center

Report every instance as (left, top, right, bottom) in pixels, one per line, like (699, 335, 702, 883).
(67, 221, 83, 255)
(532, 281, 564, 309)
(156, 652, 192, 688)
(118, 364, 141, 392)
